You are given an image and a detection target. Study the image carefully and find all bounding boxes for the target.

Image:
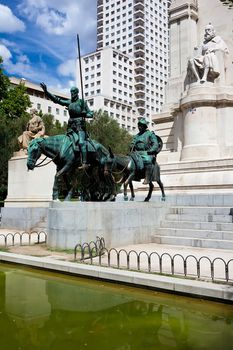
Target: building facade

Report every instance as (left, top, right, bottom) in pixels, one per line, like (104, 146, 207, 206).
(77, 0, 171, 132)
(10, 77, 69, 125)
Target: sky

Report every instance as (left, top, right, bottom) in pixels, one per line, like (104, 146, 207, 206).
(0, 0, 97, 93)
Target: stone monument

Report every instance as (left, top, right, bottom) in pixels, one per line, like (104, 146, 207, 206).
(153, 0, 233, 192)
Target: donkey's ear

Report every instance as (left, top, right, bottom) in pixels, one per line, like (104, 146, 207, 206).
(108, 146, 114, 158)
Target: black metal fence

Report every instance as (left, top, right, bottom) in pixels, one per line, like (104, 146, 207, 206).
(0, 231, 47, 247)
(74, 238, 233, 283)
(74, 236, 105, 260)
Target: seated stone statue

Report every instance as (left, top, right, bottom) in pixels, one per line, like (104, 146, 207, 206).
(188, 24, 229, 83)
(18, 108, 45, 152)
(129, 117, 159, 184)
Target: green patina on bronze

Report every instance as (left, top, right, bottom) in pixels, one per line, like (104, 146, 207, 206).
(40, 83, 93, 168)
(129, 117, 160, 169)
(27, 135, 116, 201)
(104, 119, 165, 202)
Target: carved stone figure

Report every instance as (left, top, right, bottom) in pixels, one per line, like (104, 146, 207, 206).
(18, 108, 45, 152)
(40, 83, 93, 170)
(188, 24, 229, 83)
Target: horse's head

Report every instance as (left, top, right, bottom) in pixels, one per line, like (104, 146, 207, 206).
(27, 138, 43, 170)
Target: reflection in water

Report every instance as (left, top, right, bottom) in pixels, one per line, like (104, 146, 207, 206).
(0, 264, 232, 350)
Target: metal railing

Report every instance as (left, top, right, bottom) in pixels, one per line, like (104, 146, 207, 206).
(0, 231, 47, 247)
(74, 236, 105, 261)
(74, 238, 233, 283)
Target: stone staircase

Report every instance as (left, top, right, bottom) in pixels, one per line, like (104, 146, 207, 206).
(151, 199, 233, 250)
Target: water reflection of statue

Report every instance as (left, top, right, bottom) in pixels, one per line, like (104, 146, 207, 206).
(18, 109, 45, 152)
(189, 24, 229, 83)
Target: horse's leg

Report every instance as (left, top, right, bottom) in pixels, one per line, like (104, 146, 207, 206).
(56, 162, 72, 177)
(129, 181, 135, 201)
(124, 172, 135, 201)
(52, 173, 60, 200)
(123, 182, 128, 201)
(63, 173, 73, 201)
(144, 182, 154, 202)
(157, 179, 166, 201)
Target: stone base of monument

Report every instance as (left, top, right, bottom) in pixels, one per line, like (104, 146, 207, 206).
(46, 201, 168, 249)
(4, 152, 56, 207)
(156, 158, 233, 193)
(1, 152, 55, 231)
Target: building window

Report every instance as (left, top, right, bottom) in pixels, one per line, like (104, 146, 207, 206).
(48, 106, 52, 113)
(37, 103, 41, 110)
(64, 109, 67, 116)
(56, 108, 59, 115)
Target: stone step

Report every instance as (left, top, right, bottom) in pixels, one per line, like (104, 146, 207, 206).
(151, 235, 233, 250)
(155, 227, 233, 241)
(169, 206, 232, 215)
(165, 213, 233, 223)
(151, 194, 233, 206)
(160, 220, 233, 231)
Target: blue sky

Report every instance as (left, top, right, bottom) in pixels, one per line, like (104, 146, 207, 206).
(0, 0, 97, 93)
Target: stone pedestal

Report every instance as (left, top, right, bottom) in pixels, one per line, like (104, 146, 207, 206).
(4, 152, 56, 207)
(180, 85, 233, 161)
(47, 201, 168, 249)
(1, 152, 56, 230)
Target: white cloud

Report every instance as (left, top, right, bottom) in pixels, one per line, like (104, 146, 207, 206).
(18, 0, 96, 38)
(57, 59, 76, 78)
(0, 44, 12, 62)
(0, 4, 25, 33)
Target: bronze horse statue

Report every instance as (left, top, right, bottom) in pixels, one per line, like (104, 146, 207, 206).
(104, 147, 165, 202)
(27, 135, 116, 201)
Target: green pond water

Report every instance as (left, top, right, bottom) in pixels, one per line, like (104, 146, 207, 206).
(0, 263, 232, 350)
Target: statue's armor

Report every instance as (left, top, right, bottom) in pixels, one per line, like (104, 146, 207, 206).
(45, 90, 93, 162)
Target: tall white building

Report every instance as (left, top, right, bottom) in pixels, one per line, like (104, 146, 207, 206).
(77, 0, 171, 132)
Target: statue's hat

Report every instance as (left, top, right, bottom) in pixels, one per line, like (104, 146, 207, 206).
(138, 117, 148, 126)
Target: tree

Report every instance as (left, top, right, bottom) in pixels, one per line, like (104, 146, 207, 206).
(0, 57, 10, 100)
(40, 112, 67, 136)
(0, 57, 31, 202)
(87, 109, 132, 154)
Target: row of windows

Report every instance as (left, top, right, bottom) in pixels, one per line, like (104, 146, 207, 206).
(113, 88, 133, 99)
(113, 71, 133, 81)
(112, 52, 132, 64)
(36, 103, 67, 116)
(85, 64, 101, 72)
(84, 82, 101, 90)
(85, 89, 101, 97)
(112, 62, 133, 74)
(103, 99, 135, 113)
(106, 32, 133, 40)
(83, 55, 101, 64)
(113, 79, 133, 90)
(85, 72, 101, 80)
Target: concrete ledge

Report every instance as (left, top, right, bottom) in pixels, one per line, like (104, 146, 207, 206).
(0, 252, 232, 302)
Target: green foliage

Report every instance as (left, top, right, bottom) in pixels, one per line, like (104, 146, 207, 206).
(87, 109, 132, 154)
(1, 83, 31, 120)
(0, 57, 10, 100)
(41, 113, 67, 136)
(0, 57, 31, 201)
